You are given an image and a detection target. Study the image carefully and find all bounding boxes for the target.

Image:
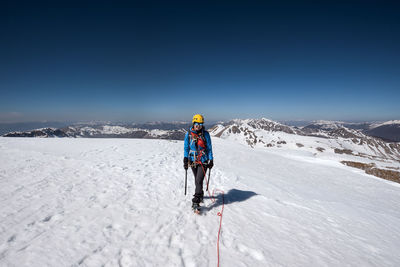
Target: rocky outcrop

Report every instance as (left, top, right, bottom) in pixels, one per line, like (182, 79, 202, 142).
(341, 161, 400, 184)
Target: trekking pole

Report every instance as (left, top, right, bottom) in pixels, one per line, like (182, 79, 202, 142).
(206, 168, 211, 191)
(185, 169, 187, 195)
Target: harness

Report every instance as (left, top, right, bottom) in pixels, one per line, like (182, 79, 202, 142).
(189, 130, 207, 167)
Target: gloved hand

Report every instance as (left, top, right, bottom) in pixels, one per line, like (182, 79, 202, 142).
(208, 159, 214, 169)
(183, 157, 189, 170)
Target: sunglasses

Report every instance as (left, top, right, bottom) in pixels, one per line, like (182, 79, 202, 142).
(194, 122, 203, 126)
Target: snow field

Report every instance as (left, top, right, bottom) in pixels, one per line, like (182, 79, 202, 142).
(1, 137, 400, 266)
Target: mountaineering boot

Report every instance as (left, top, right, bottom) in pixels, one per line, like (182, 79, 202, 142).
(192, 202, 201, 214)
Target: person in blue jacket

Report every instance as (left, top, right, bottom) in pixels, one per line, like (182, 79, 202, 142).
(183, 114, 214, 210)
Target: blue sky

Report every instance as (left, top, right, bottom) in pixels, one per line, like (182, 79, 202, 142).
(1, 1, 399, 123)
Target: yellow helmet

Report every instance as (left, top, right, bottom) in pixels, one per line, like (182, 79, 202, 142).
(192, 114, 204, 123)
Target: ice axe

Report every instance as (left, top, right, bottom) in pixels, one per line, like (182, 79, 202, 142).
(206, 168, 211, 191)
(184, 169, 187, 195)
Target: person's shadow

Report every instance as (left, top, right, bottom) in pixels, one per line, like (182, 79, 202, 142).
(203, 188, 257, 212)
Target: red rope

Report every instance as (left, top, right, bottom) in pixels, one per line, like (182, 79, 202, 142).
(212, 188, 224, 267)
(197, 160, 224, 267)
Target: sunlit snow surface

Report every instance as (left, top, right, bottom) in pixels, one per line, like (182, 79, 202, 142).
(1, 137, 400, 266)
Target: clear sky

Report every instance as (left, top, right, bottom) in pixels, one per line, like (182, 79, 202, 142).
(1, 1, 399, 123)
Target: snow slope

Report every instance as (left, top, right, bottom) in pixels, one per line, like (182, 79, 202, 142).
(1, 137, 400, 266)
(370, 120, 400, 129)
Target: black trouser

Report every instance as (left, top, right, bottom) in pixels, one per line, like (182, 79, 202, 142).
(191, 164, 208, 204)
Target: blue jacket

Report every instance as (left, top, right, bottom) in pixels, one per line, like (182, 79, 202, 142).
(184, 127, 213, 163)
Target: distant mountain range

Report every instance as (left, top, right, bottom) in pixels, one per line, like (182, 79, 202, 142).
(0, 121, 72, 135)
(2, 122, 190, 140)
(3, 118, 399, 162)
(301, 120, 400, 142)
(208, 118, 400, 161)
(208, 118, 400, 183)
(3, 118, 400, 187)
(3, 118, 400, 182)
(3, 119, 400, 142)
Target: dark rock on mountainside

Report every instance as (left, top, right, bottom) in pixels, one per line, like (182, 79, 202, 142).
(366, 124, 400, 142)
(4, 128, 68, 137)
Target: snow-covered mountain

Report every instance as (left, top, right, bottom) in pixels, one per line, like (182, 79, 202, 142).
(3, 124, 187, 140)
(0, 121, 72, 135)
(210, 118, 301, 137)
(366, 120, 400, 142)
(210, 118, 400, 158)
(369, 120, 400, 129)
(301, 120, 400, 142)
(1, 137, 400, 266)
(209, 118, 400, 182)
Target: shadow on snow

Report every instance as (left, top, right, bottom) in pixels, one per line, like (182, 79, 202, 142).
(203, 188, 257, 212)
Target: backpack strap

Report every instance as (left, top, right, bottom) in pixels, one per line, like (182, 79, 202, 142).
(188, 128, 207, 164)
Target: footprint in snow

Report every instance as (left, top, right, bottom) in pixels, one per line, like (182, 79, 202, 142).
(7, 234, 16, 243)
(237, 243, 265, 261)
(42, 215, 52, 222)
